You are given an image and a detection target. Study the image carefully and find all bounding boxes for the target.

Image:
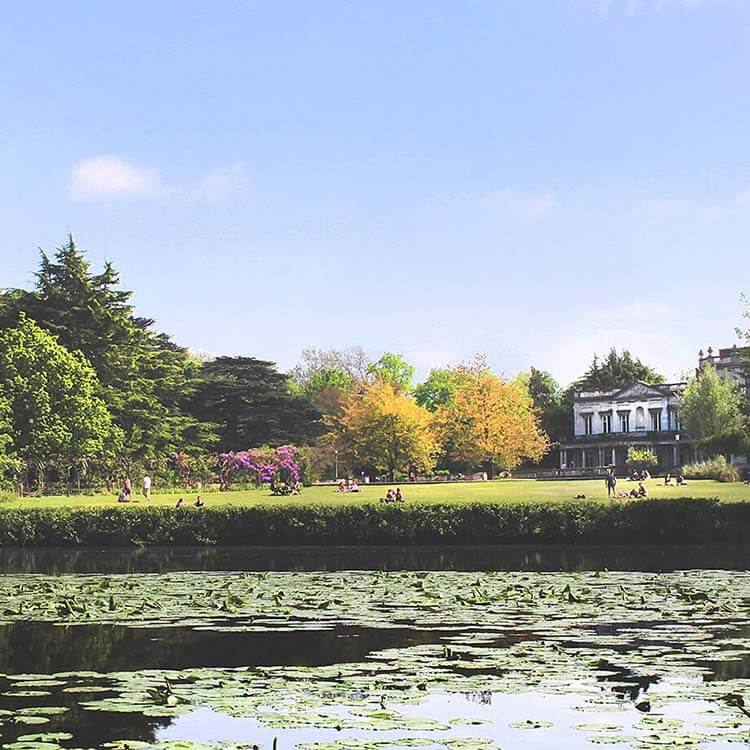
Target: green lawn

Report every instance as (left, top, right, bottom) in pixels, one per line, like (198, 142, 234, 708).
(1, 477, 748, 509)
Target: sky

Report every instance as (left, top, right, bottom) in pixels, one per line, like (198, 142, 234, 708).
(1, 0, 749, 387)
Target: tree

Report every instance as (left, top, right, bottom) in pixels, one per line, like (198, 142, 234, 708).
(433, 363, 549, 475)
(368, 352, 415, 392)
(186, 357, 323, 452)
(576, 348, 664, 391)
(291, 346, 371, 394)
(415, 367, 469, 412)
(0, 315, 121, 487)
(331, 382, 438, 480)
(679, 365, 746, 457)
(523, 368, 567, 442)
(0, 236, 208, 460)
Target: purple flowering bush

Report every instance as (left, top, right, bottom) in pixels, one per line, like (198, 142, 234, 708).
(217, 445, 301, 491)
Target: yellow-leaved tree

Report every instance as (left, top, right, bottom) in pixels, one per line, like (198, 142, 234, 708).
(332, 381, 438, 481)
(433, 361, 549, 475)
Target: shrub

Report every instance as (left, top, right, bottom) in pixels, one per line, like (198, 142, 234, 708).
(683, 456, 740, 483)
(626, 447, 659, 469)
(0, 498, 748, 547)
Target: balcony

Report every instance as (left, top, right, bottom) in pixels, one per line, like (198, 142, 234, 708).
(567, 430, 682, 444)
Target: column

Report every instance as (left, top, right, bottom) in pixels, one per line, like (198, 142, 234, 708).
(672, 444, 678, 467)
(560, 449, 566, 469)
(611, 447, 616, 466)
(598, 447, 604, 467)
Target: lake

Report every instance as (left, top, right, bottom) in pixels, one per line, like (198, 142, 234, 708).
(0, 546, 748, 750)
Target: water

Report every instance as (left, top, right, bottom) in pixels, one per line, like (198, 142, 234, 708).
(0, 546, 748, 750)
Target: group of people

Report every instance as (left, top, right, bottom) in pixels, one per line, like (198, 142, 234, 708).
(175, 495, 205, 508)
(605, 469, 649, 499)
(663, 472, 687, 486)
(380, 488, 403, 503)
(117, 474, 151, 503)
(337, 479, 360, 493)
(605, 467, 687, 500)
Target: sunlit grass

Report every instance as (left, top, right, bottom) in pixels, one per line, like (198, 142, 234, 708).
(2, 477, 748, 509)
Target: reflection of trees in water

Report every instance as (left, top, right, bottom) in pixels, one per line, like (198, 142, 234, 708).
(0, 622, 443, 674)
(1, 545, 748, 575)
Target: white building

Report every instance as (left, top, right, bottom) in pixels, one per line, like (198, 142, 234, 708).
(559, 382, 694, 472)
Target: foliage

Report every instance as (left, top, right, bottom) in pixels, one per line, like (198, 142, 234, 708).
(217, 445, 301, 490)
(367, 352, 415, 392)
(0, 315, 121, 485)
(0, 498, 747, 546)
(186, 357, 323, 452)
(679, 365, 746, 455)
(414, 367, 470, 412)
(433, 362, 549, 474)
(682, 456, 740, 483)
(291, 346, 371, 394)
(331, 381, 438, 480)
(521, 367, 568, 445)
(0, 236, 209, 460)
(625, 447, 659, 469)
(576, 348, 665, 391)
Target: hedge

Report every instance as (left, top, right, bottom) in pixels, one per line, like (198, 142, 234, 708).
(0, 498, 747, 546)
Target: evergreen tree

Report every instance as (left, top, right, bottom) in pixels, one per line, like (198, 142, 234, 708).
(0, 235, 209, 460)
(186, 357, 324, 451)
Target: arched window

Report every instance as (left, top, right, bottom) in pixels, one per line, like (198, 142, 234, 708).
(635, 406, 645, 430)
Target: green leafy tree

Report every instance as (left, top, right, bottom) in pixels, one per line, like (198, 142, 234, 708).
(524, 368, 568, 441)
(0, 315, 121, 487)
(415, 367, 469, 412)
(679, 365, 746, 457)
(186, 357, 324, 451)
(367, 353, 415, 392)
(0, 235, 208, 460)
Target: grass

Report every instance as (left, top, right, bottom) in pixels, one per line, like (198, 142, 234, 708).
(2, 477, 748, 509)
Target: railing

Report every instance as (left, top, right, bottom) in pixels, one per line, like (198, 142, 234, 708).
(568, 430, 681, 442)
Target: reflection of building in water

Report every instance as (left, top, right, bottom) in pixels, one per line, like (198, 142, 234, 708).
(698, 345, 750, 467)
(559, 382, 694, 472)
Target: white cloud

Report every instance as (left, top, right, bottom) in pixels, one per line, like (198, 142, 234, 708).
(69, 155, 162, 200)
(69, 156, 250, 203)
(183, 162, 251, 202)
(483, 188, 558, 221)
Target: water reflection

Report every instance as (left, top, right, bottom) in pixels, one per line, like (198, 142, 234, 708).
(1, 544, 749, 574)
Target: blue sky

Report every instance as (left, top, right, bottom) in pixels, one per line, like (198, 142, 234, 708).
(1, 0, 749, 386)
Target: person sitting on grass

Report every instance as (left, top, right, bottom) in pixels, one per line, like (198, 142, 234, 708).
(175, 497, 185, 508)
(381, 489, 395, 503)
(664, 473, 672, 486)
(194, 495, 205, 508)
(395, 488, 403, 502)
(337, 480, 347, 492)
(117, 489, 130, 503)
(629, 487, 640, 498)
(349, 480, 360, 493)
(637, 482, 648, 497)
(617, 490, 629, 498)
(677, 473, 687, 486)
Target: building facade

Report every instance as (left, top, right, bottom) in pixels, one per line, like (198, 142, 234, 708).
(559, 382, 694, 472)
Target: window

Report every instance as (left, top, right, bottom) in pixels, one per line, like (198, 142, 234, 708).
(635, 406, 645, 430)
(601, 413, 612, 434)
(619, 413, 630, 432)
(650, 411, 662, 431)
(583, 414, 593, 435)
